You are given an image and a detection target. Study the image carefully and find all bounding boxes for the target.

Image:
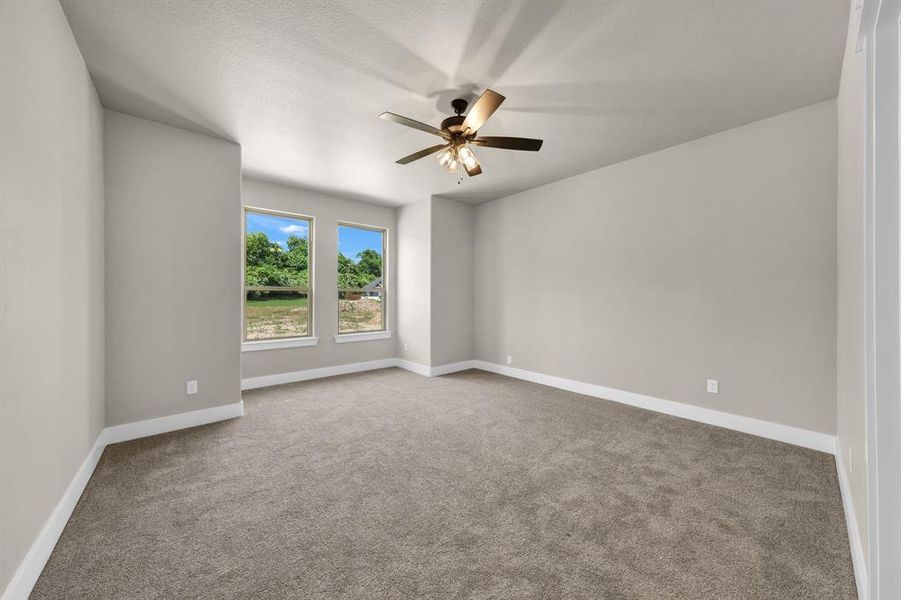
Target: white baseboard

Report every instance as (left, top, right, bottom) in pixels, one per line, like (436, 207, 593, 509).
(0, 435, 105, 600)
(395, 359, 475, 377)
(102, 400, 245, 445)
(394, 359, 431, 376)
(428, 360, 477, 376)
(394, 359, 476, 377)
(471, 361, 836, 454)
(241, 358, 475, 388)
(398, 359, 478, 377)
(2, 400, 245, 600)
(835, 440, 869, 600)
(241, 358, 398, 390)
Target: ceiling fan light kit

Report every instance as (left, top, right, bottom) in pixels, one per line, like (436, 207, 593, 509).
(379, 88, 543, 178)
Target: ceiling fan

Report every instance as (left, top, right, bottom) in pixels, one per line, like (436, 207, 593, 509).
(379, 89, 543, 177)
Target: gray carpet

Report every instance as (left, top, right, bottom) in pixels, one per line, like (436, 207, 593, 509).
(32, 368, 856, 599)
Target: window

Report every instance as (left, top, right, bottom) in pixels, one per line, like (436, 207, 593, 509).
(337, 223, 386, 334)
(243, 208, 313, 341)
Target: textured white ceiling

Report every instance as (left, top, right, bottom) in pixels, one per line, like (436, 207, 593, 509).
(60, 0, 848, 206)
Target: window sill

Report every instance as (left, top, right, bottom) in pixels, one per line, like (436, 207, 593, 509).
(333, 331, 392, 344)
(242, 337, 319, 352)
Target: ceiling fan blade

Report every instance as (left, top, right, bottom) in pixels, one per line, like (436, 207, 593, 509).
(380, 112, 447, 138)
(395, 143, 450, 165)
(472, 136, 543, 151)
(461, 89, 505, 135)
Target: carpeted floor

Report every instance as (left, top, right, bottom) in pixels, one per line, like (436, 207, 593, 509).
(32, 368, 856, 599)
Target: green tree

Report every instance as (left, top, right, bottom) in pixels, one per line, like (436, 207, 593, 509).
(337, 252, 365, 288)
(245, 231, 308, 295)
(245, 231, 283, 268)
(246, 263, 302, 287)
(355, 249, 382, 283)
(285, 235, 308, 272)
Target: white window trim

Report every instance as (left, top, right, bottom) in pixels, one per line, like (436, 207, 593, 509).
(242, 337, 320, 352)
(333, 331, 392, 344)
(242, 206, 315, 344)
(337, 221, 388, 335)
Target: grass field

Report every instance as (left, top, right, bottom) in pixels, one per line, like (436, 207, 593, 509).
(246, 297, 309, 308)
(245, 295, 308, 340)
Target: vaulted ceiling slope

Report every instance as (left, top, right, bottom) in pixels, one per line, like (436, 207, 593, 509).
(60, 0, 848, 206)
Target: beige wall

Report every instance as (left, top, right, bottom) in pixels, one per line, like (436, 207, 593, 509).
(836, 0, 868, 562)
(240, 178, 397, 378)
(397, 199, 432, 366)
(104, 111, 242, 425)
(430, 196, 475, 366)
(475, 101, 837, 434)
(0, 1, 105, 591)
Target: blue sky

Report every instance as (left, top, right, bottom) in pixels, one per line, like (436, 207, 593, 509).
(246, 212, 308, 249)
(338, 225, 383, 261)
(246, 211, 383, 262)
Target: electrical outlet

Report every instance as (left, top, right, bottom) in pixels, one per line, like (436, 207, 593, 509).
(186, 380, 198, 395)
(505, 355, 513, 366)
(403, 341, 408, 352)
(706, 379, 718, 394)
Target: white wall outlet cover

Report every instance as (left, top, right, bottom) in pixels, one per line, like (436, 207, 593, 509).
(706, 379, 719, 394)
(186, 380, 198, 395)
(505, 355, 513, 365)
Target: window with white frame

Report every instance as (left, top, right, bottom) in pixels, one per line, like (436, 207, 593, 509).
(337, 223, 386, 333)
(243, 208, 313, 341)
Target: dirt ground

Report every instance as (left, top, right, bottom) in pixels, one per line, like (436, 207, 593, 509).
(245, 297, 382, 340)
(338, 298, 383, 332)
(245, 301, 308, 340)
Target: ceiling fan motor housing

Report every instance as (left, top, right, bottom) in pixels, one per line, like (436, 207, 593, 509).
(441, 115, 466, 134)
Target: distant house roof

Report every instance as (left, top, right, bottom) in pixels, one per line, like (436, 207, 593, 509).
(363, 276, 382, 290)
